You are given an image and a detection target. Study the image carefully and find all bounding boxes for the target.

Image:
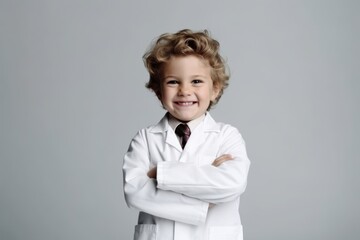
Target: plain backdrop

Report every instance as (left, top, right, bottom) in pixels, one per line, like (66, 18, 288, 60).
(1, 0, 359, 239)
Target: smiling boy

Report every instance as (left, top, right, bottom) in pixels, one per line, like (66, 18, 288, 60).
(161, 55, 218, 122)
(123, 29, 250, 240)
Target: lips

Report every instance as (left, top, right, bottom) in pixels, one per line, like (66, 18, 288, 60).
(174, 101, 197, 106)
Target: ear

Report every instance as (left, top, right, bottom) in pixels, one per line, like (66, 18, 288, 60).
(211, 84, 221, 102)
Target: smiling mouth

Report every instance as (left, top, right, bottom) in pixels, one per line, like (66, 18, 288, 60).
(175, 101, 197, 106)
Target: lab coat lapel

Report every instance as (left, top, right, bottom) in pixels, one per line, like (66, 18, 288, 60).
(184, 113, 220, 153)
(150, 114, 182, 152)
(165, 129, 182, 152)
(150, 113, 220, 154)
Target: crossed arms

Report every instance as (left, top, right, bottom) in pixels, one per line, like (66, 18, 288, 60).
(123, 127, 250, 225)
(147, 154, 234, 178)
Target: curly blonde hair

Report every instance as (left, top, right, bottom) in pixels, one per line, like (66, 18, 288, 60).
(143, 29, 229, 109)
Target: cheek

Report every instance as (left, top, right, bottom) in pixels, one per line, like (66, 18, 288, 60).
(161, 89, 172, 103)
(205, 87, 215, 100)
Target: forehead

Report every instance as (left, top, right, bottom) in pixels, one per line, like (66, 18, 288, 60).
(162, 55, 211, 76)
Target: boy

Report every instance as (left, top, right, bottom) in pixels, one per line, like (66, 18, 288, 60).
(123, 29, 250, 240)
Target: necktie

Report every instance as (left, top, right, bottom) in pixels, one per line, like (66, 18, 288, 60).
(175, 124, 191, 149)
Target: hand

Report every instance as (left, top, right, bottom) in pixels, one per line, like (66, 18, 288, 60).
(209, 154, 234, 209)
(212, 154, 233, 167)
(147, 167, 157, 179)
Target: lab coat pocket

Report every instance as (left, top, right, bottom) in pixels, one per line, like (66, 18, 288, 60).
(208, 225, 243, 240)
(134, 224, 157, 240)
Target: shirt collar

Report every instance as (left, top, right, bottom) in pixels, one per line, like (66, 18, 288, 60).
(167, 113, 206, 133)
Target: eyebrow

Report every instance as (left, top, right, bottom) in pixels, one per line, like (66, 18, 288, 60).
(163, 75, 177, 79)
(163, 75, 207, 79)
(191, 75, 207, 78)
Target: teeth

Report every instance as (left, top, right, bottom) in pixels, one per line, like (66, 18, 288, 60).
(177, 102, 194, 106)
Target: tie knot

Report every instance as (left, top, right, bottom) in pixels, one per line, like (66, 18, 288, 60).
(175, 124, 191, 137)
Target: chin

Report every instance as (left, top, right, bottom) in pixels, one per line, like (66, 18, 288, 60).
(172, 114, 193, 122)
(179, 114, 199, 122)
(177, 117, 192, 122)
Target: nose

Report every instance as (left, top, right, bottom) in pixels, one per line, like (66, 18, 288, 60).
(178, 83, 191, 96)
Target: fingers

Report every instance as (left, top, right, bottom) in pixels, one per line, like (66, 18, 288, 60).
(212, 154, 233, 167)
(147, 167, 157, 179)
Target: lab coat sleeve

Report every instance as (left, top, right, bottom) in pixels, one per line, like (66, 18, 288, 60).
(123, 130, 209, 225)
(157, 126, 250, 204)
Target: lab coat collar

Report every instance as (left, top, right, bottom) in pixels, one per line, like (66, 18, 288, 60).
(149, 112, 219, 133)
(149, 113, 171, 133)
(202, 112, 220, 133)
(149, 112, 220, 152)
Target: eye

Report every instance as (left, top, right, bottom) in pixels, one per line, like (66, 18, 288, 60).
(166, 80, 179, 85)
(192, 79, 203, 84)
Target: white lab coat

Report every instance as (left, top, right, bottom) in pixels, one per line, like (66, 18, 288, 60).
(123, 113, 250, 240)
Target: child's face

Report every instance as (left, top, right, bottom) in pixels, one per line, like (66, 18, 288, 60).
(160, 55, 219, 122)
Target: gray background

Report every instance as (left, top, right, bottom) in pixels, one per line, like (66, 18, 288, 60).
(1, 0, 359, 239)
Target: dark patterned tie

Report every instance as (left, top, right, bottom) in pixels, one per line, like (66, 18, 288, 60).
(175, 124, 191, 149)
